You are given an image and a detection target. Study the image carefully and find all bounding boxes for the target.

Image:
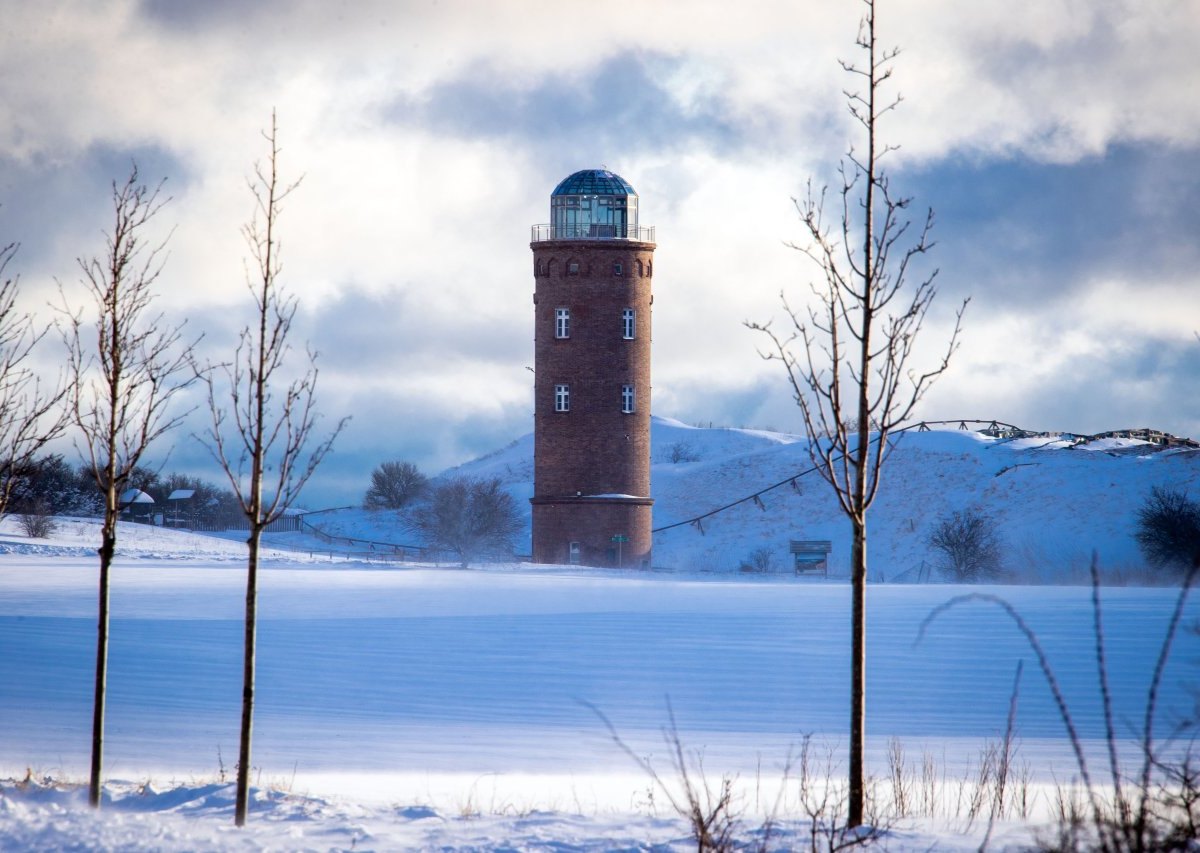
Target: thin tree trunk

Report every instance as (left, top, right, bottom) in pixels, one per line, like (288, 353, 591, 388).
(848, 515, 867, 827)
(88, 524, 115, 808)
(89, 469, 119, 808)
(847, 5, 878, 826)
(746, 0, 961, 830)
(234, 525, 262, 826)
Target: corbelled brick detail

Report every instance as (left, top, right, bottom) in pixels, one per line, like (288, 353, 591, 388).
(530, 239, 655, 567)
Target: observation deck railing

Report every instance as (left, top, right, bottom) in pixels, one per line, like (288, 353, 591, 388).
(531, 223, 655, 242)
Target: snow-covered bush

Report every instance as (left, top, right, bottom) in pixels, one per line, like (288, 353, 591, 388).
(8, 454, 99, 517)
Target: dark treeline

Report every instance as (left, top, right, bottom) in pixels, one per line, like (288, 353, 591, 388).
(8, 452, 243, 527)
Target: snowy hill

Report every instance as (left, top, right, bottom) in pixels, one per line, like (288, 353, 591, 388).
(310, 416, 1200, 582)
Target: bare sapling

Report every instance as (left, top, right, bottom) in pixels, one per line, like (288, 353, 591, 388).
(746, 0, 966, 826)
(62, 166, 194, 808)
(196, 112, 347, 827)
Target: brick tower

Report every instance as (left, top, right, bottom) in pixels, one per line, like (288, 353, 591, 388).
(530, 169, 655, 567)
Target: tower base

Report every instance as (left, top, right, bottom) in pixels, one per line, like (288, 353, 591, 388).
(531, 495, 652, 568)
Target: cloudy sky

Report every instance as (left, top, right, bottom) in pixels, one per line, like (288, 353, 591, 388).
(2, 0, 1198, 507)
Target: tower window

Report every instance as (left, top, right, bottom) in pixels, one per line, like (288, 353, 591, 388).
(622, 308, 635, 340)
(567, 261, 580, 275)
(613, 262, 623, 276)
(555, 307, 570, 339)
(621, 384, 635, 414)
(555, 384, 570, 412)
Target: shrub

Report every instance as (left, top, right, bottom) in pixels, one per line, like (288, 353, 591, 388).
(1135, 485, 1200, 574)
(407, 476, 521, 567)
(664, 441, 701, 464)
(928, 507, 1003, 582)
(739, 546, 774, 573)
(364, 460, 427, 510)
(17, 500, 56, 538)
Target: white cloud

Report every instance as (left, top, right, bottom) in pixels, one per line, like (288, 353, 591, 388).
(1, 0, 1197, 503)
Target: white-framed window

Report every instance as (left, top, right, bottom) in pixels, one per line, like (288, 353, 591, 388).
(555, 307, 570, 339)
(568, 541, 581, 564)
(621, 384, 635, 414)
(555, 384, 570, 412)
(622, 307, 635, 340)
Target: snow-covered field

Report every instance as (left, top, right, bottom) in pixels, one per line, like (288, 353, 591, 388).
(1, 514, 1198, 849)
(2, 422, 1199, 850)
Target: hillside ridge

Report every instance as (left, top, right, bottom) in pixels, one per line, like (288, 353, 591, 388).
(308, 416, 1200, 582)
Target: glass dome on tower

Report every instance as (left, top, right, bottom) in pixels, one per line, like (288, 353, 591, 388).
(532, 168, 654, 242)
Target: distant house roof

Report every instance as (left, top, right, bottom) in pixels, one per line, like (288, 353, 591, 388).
(119, 488, 154, 506)
(167, 489, 196, 501)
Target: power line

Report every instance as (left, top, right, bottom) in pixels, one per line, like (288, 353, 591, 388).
(651, 419, 1195, 534)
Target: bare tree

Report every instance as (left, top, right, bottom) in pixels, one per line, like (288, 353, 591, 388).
(197, 113, 346, 827)
(928, 507, 1003, 581)
(364, 460, 427, 509)
(0, 243, 67, 518)
(62, 167, 193, 809)
(408, 476, 522, 568)
(747, 0, 966, 826)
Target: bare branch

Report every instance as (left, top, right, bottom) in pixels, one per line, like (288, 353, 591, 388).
(0, 243, 68, 518)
